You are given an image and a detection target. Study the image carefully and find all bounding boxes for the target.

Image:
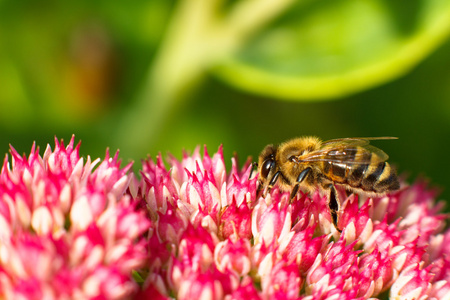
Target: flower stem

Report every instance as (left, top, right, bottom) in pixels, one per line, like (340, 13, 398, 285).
(113, 0, 297, 159)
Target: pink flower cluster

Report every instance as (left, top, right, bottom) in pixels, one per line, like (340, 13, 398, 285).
(0, 137, 150, 299)
(141, 146, 450, 299)
(0, 137, 449, 299)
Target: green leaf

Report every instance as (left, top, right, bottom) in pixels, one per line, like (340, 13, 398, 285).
(213, 0, 450, 100)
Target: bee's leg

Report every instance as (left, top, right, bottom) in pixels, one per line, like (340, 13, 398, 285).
(290, 167, 312, 200)
(256, 181, 264, 199)
(248, 162, 258, 180)
(250, 163, 265, 199)
(326, 183, 341, 232)
(264, 171, 281, 196)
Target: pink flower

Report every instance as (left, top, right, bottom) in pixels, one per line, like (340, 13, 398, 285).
(0, 137, 150, 299)
(261, 259, 302, 299)
(214, 234, 252, 277)
(170, 226, 238, 300)
(219, 196, 253, 240)
(306, 238, 361, 296)
(252, 192, 292, 247)
(284, 225, 326, 274)
(226, 276, 261, 300)
(358, 247, 394, 296)
(390, 263, 434, 299)
(141, 154, 179, 216)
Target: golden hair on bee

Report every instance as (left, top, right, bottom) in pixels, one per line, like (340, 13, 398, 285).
(254, 136, 399, 232)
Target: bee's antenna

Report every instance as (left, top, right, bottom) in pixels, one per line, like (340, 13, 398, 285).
(248, 162, 258, 180)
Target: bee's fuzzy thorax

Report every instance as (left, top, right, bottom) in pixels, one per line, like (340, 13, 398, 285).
(281, 136, 322, 148)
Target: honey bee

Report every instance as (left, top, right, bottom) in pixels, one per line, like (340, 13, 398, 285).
(254, 136, 400, 231)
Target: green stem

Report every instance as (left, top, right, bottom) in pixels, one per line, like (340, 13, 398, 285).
(114, 0, 297, 159)
(113, 0, 219, 159)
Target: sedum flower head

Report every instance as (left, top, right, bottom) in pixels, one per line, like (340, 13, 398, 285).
(1, 138, 450, 300)
(141, 145, 450, 300)
(0, 137, 150, 299)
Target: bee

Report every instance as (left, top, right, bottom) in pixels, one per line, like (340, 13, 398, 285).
(254, 136, 400, 231)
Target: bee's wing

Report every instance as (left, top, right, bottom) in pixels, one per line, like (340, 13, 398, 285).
(321, 137, 397, 146)
(298, 138, 393, 164)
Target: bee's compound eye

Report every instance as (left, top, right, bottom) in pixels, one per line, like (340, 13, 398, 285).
(261, 158, 274, 178)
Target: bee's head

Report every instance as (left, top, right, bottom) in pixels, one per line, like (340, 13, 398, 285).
(258, 144, 277, 181)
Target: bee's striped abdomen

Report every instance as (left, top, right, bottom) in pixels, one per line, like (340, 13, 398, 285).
(347, 163, 368, 187)
(322, 146, 399, 193)
(360, 155, 399, 193)
(361, 161, 386, 191)
(371, 162, 399, 192)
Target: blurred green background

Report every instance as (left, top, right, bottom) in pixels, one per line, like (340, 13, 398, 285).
(1, 0, 450, 202)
